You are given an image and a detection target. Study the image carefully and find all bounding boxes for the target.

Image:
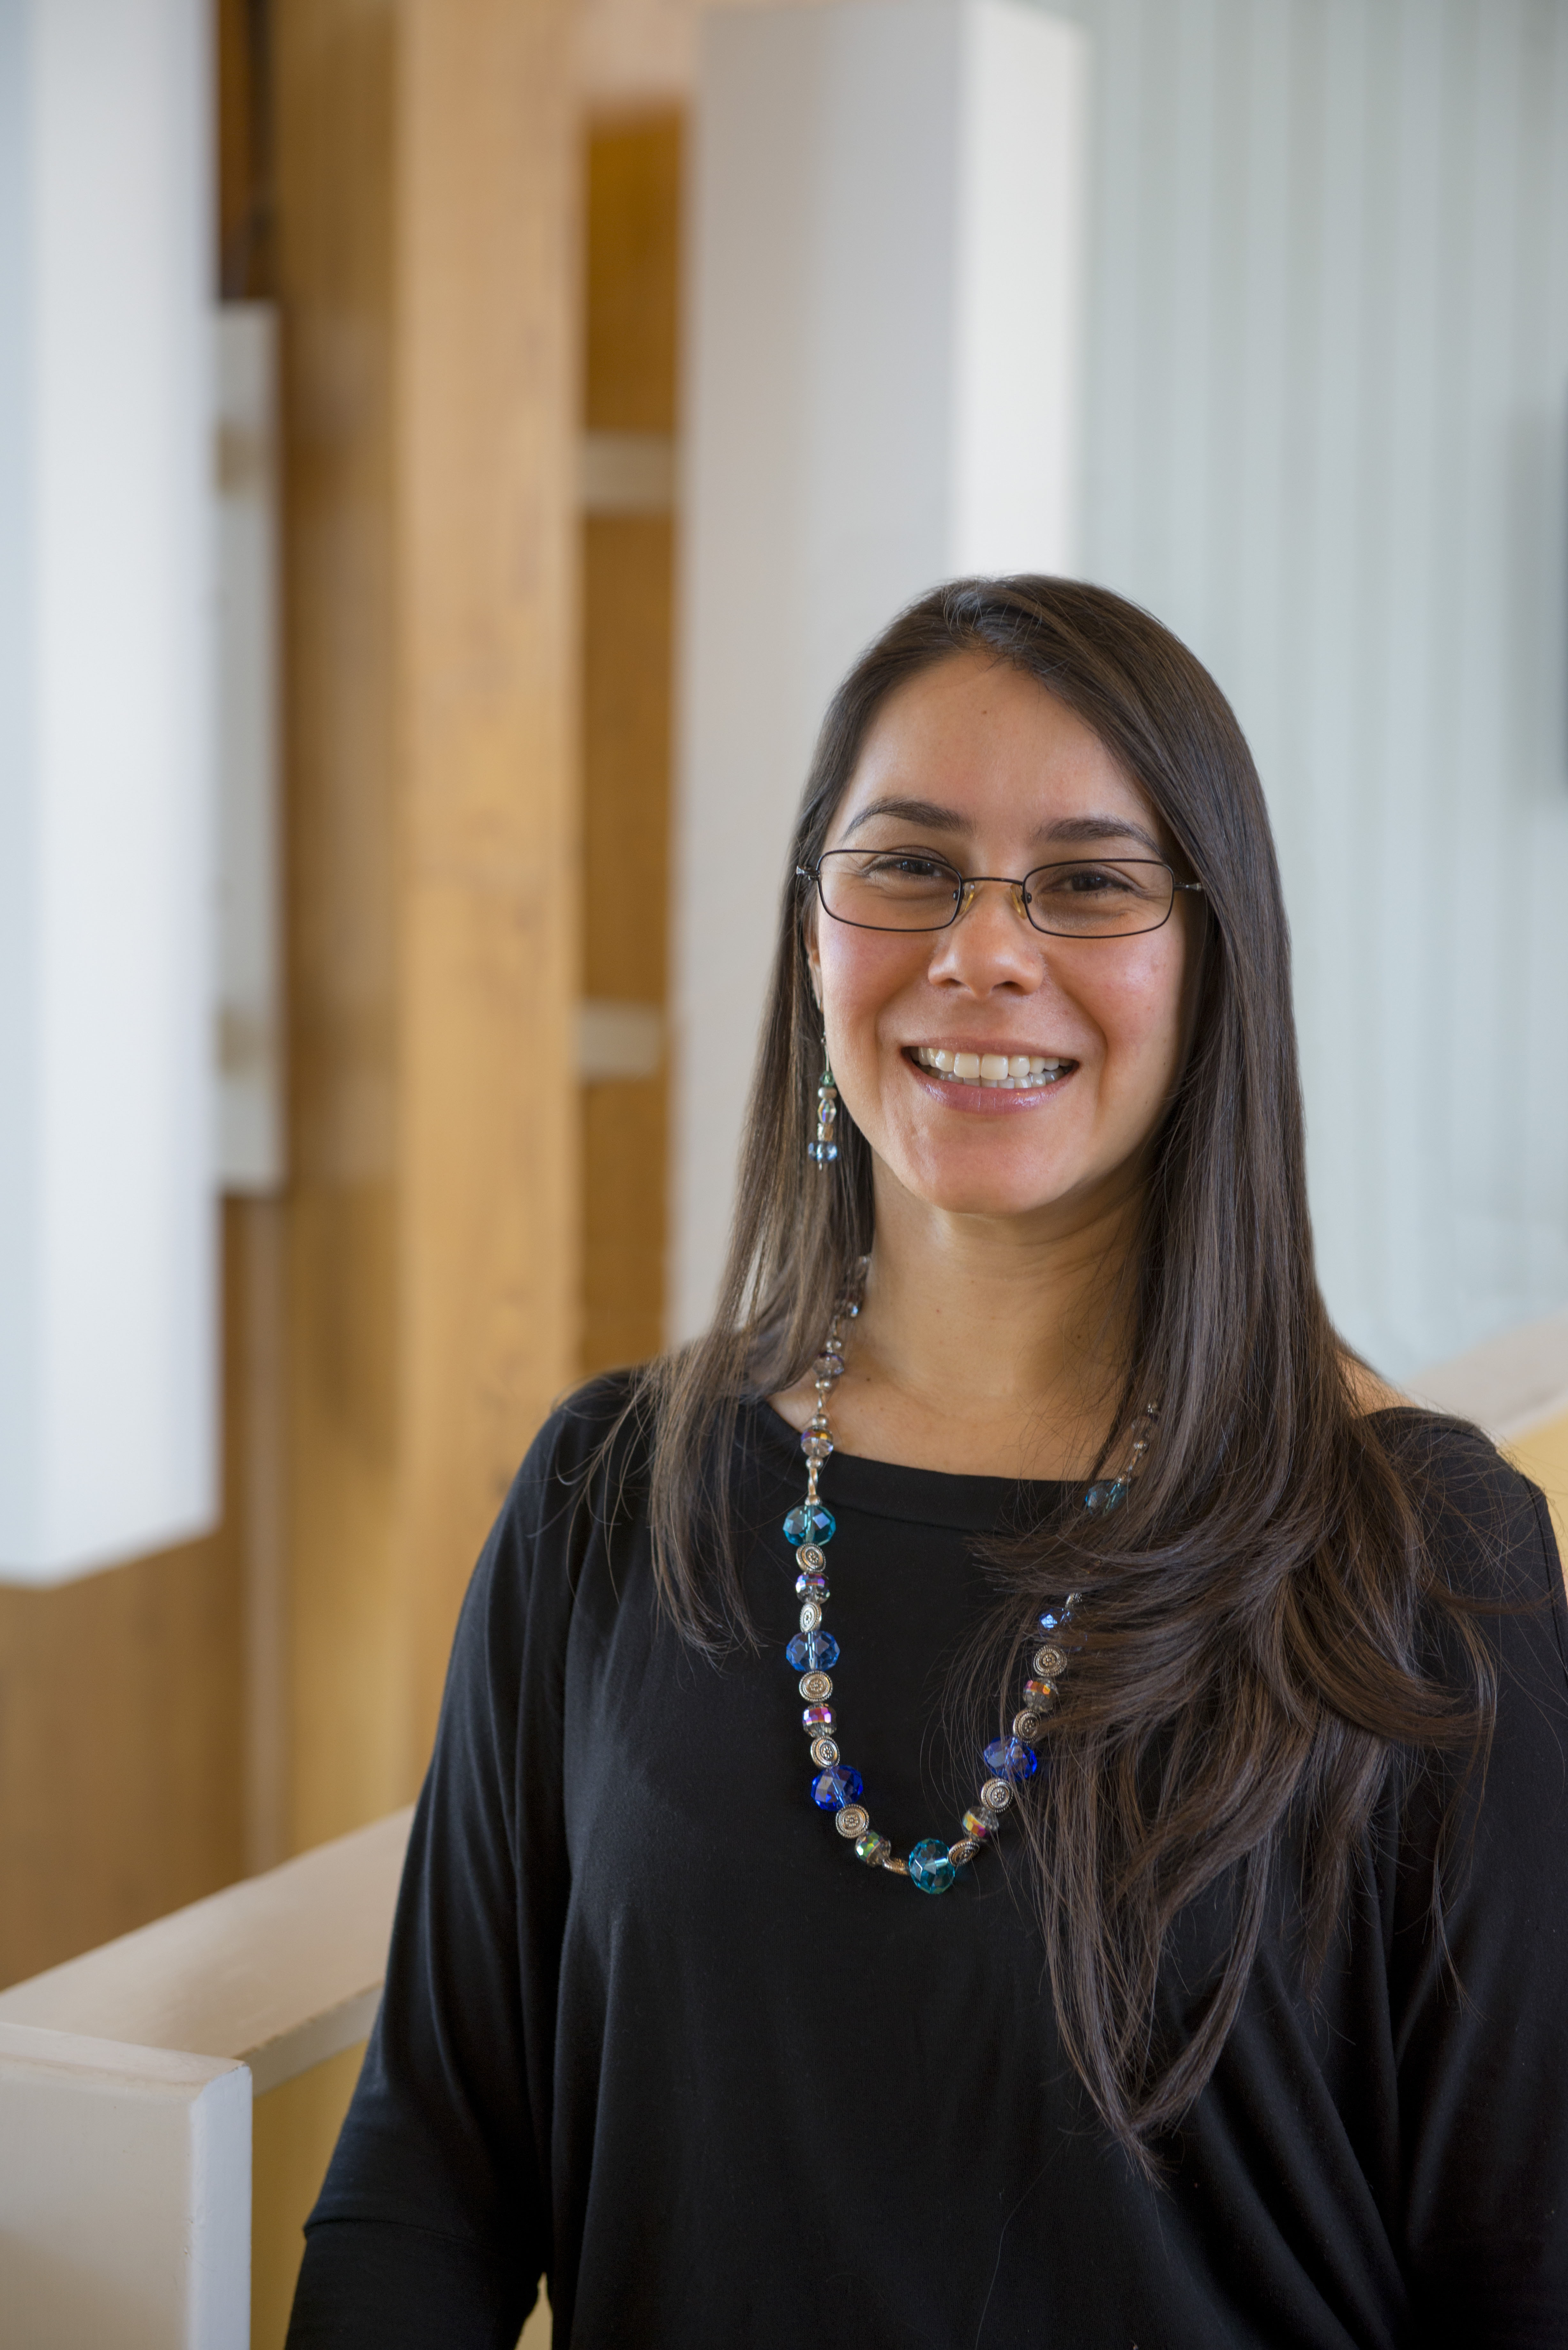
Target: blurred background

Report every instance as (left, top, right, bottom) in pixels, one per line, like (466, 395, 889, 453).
(2, 0, 1567, 2336)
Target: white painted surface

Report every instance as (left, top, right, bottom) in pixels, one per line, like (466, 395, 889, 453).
(0, 0, 216, 1580)
(0, 2022, 250, 2349)
(1409, 1303, 1568, 1443)
(0, 1807, 413, 2096)
(1060, 0, 1568, 1379)
(215, 301, 284, 1194)
(673, 0, 1087, 1336)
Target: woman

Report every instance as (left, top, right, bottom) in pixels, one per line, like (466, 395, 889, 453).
(288, 579, 1568, 2347)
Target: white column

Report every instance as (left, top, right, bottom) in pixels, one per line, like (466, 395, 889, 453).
(0, 0, 216, 1579)
(672, 0, 1088, 1339)
(0, 2022, 250, 2349)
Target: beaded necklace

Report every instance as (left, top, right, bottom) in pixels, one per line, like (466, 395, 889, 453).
(782, 1261, 1159, 1895)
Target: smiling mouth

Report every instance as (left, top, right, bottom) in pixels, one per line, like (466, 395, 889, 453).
(909, 1046, 1075, 1089)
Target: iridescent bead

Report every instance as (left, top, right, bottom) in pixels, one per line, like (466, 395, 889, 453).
(813, 1351, 845, 1382)
(802, 1702, 836, 1732)
(908, 1839, 957, 1895)
(809, 1735, 840, 1767)
(795, 1569, 829, 1600)
(980, 1778, 1012, 1811)
(1084, 1477, 1128, 1515)
(784, 1504, 835, 1544)
(1022, 1677, 1058, 1709)
(812, 1765, 863, 1811)
(983, 1735, 1039, 1784)
(801, 1430, 833, 1462)
(855, 1831, 889, 1867)
(962, 1807, 996, 1843)
(787, 1628, 839, 1671)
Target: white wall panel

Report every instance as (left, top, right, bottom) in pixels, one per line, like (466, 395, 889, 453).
(1064, 0, 1568, 1376)
(675, 0, 1087, 1337)
(0, 0, 216, 1578)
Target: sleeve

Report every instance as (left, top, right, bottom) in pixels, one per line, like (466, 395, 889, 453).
(1392, 1440, 1568, 2348)
(285, 1401, 594, 2349)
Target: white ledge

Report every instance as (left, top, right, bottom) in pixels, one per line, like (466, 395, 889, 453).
(1407, 1304, 1568, 1442)
(0, 1808, 413, 2096)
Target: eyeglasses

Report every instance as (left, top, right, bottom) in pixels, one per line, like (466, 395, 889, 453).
(799, 849, 1203, 939)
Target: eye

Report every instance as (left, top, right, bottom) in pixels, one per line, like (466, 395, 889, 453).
(860, 853, 958, 883)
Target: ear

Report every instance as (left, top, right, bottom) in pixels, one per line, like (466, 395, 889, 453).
(803, 902, 823, 1009)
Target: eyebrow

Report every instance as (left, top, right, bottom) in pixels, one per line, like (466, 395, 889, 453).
(840, 797, 1163, 857)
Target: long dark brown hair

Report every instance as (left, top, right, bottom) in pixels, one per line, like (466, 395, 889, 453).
(623, 577, 1491, 2170)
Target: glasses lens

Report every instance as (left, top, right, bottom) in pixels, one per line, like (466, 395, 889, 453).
(817, 849, 963, 931)
(1024, 860, 1174, 937)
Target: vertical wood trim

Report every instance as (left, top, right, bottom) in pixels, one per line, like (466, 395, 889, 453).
(395, 0, 580, 1763)
(275, 0, 578, 1843)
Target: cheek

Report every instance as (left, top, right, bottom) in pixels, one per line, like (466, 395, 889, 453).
(1088, 942, 1187, 1081)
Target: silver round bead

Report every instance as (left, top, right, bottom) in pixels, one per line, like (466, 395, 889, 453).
(980, 1778, 1012, 1811)
(799, 1670, 833, 1703)
(1034, 1643, 1067, 1677)
(796, 1543, 826, 1573)
(836, 1804, 870, 1839)
(810, 1735, 840, 1766)
(799, 1600, 824, 1632)
(1013, 1709, 1043, 1741)
(948, 1838, 980, 1867)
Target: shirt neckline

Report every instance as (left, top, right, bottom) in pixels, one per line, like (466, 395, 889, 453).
(748, 1396, 1073, 1534)
(748, 1397, 1432, 1537)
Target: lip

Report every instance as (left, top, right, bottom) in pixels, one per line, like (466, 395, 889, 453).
(900, 1044, 1078, 1112)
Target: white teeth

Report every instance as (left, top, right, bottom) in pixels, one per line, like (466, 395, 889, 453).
(912, 1045, 1073, 1088)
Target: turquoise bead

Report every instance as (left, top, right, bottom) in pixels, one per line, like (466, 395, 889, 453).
(783, 1503, 835, 1544)
(908, 1839, 956, 1895)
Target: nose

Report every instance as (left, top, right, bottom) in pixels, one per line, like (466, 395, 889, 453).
(925, 876, 1045, 992)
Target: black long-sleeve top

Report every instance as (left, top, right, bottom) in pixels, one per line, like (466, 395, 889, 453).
(287, 1387, 1568, 2347)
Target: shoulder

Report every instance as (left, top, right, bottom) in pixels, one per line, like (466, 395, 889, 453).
(1368, 1405, 1557, 1589)
(1366, 1409, 1568, 1722)
(449, 1370, 656, 1682)
(503, 1367, 653, 1540)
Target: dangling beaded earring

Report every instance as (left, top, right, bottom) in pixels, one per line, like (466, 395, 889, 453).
(808, 1041, 839, 1166)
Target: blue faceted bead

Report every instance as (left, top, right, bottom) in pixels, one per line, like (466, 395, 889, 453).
(908, 1838, 957, 1895)
(1038, 1606, 1068, 1634)
(783, 1503, 836, 1544)
(983, 1736, 1039, 1785)
(811, 1764, 863, 1811)
(786, 1629, 840, 1671)
(1084, 1478, 1128, 1516)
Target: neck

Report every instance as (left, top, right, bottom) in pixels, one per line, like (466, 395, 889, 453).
(810, 1171, 1145, 1481)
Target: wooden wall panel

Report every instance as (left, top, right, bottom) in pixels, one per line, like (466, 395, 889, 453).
(275, 0, 579, 1846)
(579, 116, 680, 1376)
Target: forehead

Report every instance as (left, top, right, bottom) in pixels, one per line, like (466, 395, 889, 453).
(828, 651, 1163, 852)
